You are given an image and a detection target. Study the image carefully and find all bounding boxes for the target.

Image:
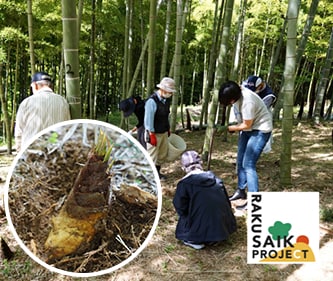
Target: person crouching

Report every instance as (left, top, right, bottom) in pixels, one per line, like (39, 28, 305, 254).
(173, 150, 237, 250)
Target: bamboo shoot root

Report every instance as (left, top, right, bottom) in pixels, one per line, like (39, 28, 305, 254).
(44, 209, 104, 259)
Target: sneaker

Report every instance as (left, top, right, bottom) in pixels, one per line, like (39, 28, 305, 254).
(229, 188, 247, 201)
(236, 202, 247, 211)
(183, 241, 205, 250)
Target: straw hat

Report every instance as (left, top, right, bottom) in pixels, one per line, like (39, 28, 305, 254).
(157, 77, 176, 93)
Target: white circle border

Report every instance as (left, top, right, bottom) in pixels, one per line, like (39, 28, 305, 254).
(4, 119, 162, 278)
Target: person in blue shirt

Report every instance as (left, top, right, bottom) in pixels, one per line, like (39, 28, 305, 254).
(144, 77, 176, 180)
(173, 150, 237, 250)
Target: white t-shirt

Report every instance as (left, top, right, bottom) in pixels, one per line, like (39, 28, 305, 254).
(232, 87, 273, 132)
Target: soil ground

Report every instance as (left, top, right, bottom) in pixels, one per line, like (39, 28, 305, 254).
(0, 121, 333, 281)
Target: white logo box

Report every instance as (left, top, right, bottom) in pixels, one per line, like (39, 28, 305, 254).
(247, 192, 319, 264)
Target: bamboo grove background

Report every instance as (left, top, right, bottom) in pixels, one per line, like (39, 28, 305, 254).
(0, 0, 332, 185)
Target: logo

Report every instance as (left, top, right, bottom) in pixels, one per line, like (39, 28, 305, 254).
(247, 192, 319, 264)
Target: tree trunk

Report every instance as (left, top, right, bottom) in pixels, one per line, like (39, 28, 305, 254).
(89, 0, 96, 120)
(267, 15, 287, 85)
(313, 27, 333, 123)
(280, 0, 299, 187)
(190, 53, 197, 105)
(271, 17, 288, 121)
(170, 0, 186, 132)
(127, 35, 149, 98)
(10, 41, 19, 139)
(77, 0, 84, 34)
(295, 0, 319, 74)
(231, 0, 247, 81)
(296, 59, 310, 120)
(27, 0, 35, 75)
(0, 64, 12, 154)
(199, 0, 224, 129)
(257, 18, 269, 77)
(126, 3, 162, 100)
(202, 0, 234, 161)
(62, 0, 81, 118)
(307, 56, 318, 119)
(146, 0, 157, 95)
(324, 78, 333, 120)
(160, 0, 172, 80)
(120, 0, 134, 130)
(139, 0, 146, 97)
(122, 0, 130, 100)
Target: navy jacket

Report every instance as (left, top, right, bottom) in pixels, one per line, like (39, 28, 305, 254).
(173, 171, 237, 243)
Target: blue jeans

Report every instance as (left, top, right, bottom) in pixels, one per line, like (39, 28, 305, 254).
(237, 130, 271, 192)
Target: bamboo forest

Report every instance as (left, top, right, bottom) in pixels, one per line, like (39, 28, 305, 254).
(0, 0, 333, 280)
(1, 0, 332, 130)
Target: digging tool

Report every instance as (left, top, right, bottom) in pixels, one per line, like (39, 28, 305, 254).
(207, 127, 216, 170)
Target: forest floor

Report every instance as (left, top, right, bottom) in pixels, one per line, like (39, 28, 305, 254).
(0, 121, 333, 281)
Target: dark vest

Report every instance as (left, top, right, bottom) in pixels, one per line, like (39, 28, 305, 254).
(258, 85, 277, 107)
(149, 92, 170, 133)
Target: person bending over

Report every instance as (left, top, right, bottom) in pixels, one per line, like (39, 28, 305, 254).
(218, 80, 272, 210)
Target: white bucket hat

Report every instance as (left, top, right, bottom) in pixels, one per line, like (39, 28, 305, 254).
(157, 77, 176, 93)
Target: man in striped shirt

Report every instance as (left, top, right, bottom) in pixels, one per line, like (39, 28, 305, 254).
(15, 72, 71, 152)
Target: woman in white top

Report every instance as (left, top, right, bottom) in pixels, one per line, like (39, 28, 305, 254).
(218, 81, 273, 210)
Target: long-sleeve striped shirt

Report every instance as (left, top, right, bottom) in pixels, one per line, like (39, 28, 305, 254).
(15, 87, 71, 151)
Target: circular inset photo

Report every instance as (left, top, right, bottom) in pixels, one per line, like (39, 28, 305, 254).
(4, 120, 161, 277)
